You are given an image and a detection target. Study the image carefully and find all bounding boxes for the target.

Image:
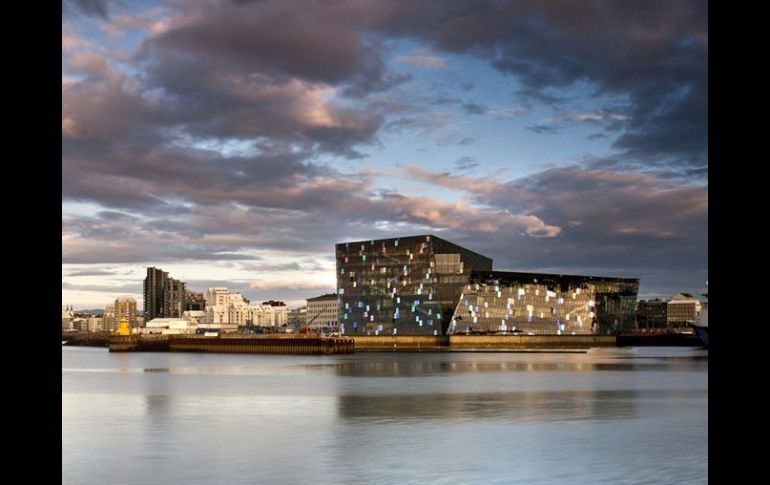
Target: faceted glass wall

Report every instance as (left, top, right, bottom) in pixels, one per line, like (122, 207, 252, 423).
(336, 235, 493, 336)
(450, 271, 639, 335)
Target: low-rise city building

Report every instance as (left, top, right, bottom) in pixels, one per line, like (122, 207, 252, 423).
(143, 318, 197, 335)
(204, 288, 289, 327)
(115, 297, 137, 328)
(182, 310, 207, 326)
(103, 303, 116, 331)
(667, 293, 701, 326)
(288, 307, 307, 330)
(636, 299, 668, 329)
(306, 294, 338, 332)
(87, 317, 103, 332)
(185, 291, 206, 311)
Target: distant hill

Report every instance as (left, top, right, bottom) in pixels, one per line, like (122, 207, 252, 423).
(75, 309, 105, 315)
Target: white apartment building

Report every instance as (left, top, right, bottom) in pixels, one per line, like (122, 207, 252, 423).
(306, 294, 338, 331)
(204, 288, 289, 327)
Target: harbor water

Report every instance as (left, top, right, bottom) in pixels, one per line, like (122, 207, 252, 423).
(62, 346, 707, 484)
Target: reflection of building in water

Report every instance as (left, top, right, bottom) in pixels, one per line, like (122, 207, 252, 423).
(336, 389, 641, 421)
(452, 271, 639, 335)
(336, 235, 639, 336)
(332, 360, 613, 377)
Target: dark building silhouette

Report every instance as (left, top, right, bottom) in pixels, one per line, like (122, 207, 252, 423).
(143, 267, 167, 321)
(637, 299, 668, 329)
(143, 267, 188, 320)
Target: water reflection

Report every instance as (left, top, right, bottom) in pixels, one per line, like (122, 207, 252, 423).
(63, 348, 707, 485)
(327, 360, 674, 376)
(337, 389, 705, 422)
(145, 395, 171, 415)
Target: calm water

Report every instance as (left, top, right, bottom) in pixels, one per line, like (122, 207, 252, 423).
(62, 347, 707, 484)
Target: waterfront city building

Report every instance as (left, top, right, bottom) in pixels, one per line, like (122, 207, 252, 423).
(336, 235, 493, 335)
(164, 279, 186, 318)
(306, 294, 338, 332)
(636, 299, 668, 329)
(71, 318, 88, 331)
(62, 304, 75, 330)
(182, 310, 207, 326)
(185, 291, 206, 311)
(103, 303, 116, 331)
(336, 235, 639, 336)
(262, 301, 289, 327)
(143, 267, 188, 320)
(667, 293, 701, 326)
(452, 271, 639, 335)
(143, 267, 168, 320)
(87, 317, 103, 332)
(288, 307, 307, 330)
(115, 297, 137, 328)
(203, 289, 288, 327)
(143, 318, 195, 335)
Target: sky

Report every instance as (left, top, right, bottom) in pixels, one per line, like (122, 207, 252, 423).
(62, 0, 708, 310)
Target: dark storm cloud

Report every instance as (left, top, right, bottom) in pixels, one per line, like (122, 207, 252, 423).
(64, 0, 707, 213)
(147, 1, 367, 86)
(62, 0, 707, 297)
(366, 0, 707, 167)
(63, 63, 381, 163)
(405, 164, 707, 294)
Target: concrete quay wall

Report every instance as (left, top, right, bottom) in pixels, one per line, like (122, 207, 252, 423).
(352, 335, 449, 350)
(450, 334, 616, 349)
(353, 334, 615, 350)
(109, 335, 354, 354)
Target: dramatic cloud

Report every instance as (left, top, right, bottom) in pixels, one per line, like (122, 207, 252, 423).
(62, 0, 707, 308)
(404, 165, 707, 294)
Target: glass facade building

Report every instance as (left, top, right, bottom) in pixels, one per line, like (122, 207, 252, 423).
(336, 235, 493, 336)
(450, 271, 639, 335)
(336, 235, 639, 336)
